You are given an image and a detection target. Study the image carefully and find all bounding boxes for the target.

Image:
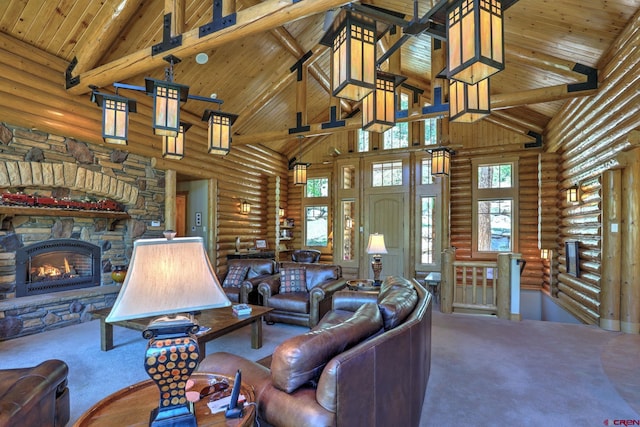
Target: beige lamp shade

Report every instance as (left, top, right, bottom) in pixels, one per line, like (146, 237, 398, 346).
(106, 237, 230, 323)
(366, 233, 388, 255)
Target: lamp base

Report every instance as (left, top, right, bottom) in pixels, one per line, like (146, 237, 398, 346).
(144, 315, 201, 427)
(371, 257, 383, 285)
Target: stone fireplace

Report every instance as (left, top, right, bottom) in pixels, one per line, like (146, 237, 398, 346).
(15, 239, 102, 297)
(0, 124, 167, 340)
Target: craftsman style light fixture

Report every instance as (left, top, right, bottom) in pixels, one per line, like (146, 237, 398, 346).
(106, 236, 230, 427)
(91, 91, 137, 145)
(241, 200, 251, 214)
(202, 109, 239, 156)
(320, 9, 377, 102)
(430, 147, 453, 177)
(162, 122, 191, 160)
(91, 55, 238, 159)
(145, 55, 189, 137)
(292, 137, 309, 185)
(567, 185, 579, 203)
(279, 207, 285, 218)
(446, 0, 504, 85)
(362, 71, 407, 133)
(540, 248, 550, 259)
(449, 79, 490, 123)
(366, 233, 388, 285)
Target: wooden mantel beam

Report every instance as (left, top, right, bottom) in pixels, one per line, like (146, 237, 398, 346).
(66, 0, 351, 95)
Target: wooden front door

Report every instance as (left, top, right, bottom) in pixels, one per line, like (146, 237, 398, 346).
(365, 193, 408, 280)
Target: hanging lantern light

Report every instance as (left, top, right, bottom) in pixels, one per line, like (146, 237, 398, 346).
(449, 79, 490, 123)
(430, 147, 453, 176)
(362, 71, 407, 133)
(202, 109, 239, 156)
(91, 90, 137, 145)
(162, 122, 191, 160)
(447, 0, 504, 85)
(293, 163, 308, 186)
(320, 9, 377, 102)
(144, 56, 189, 137)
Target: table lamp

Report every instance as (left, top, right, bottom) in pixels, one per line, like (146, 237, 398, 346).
(106, 235, 230, 427)
(366, 233, 388, 285)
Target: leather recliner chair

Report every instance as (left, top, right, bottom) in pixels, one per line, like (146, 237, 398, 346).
(291, 249, 321, 263)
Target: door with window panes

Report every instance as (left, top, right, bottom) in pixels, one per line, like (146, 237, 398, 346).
(302, 175, 330, 255)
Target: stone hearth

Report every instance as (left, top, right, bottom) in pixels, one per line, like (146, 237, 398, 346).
(0, 123, 167, 340)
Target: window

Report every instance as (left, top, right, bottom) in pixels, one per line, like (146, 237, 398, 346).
(421, 196, 435, 264)
(424, 118, 437, 145)
(305, 178, 328, 197)
(305, 206, 328, 246)
(383, 94, 409, 150)
(372, 161, 403, 187)
(472, 159, 519, 255)
(421, 158, 434, 185)
(341, 200, 355, 261)
(358, 129, 369, 152)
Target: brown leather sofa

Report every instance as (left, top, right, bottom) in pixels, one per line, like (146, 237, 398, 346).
(199, 276, 432, 427)
(0, 359, 70, 427)
(220, 258, 279, 304)
(258, 262, 347, 327)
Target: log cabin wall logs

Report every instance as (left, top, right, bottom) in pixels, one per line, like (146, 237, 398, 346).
(544, 10, 640, 331)
(450, 143, 544, 290)
(538, 152, 560, 295)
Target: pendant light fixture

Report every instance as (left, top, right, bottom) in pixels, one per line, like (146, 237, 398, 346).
(91, 89, 137, 145)
(144, 55, 189, 137)
(291, 136, 309, 186)
(430, 119, 454, 177)
(202, 108, 239, 156)
(362, 71, 407, 133)
(162, 122, 191, 160)
(320, 8, 377, 102)
(446, 0, 504, 85)
(449, 78, 490, 123)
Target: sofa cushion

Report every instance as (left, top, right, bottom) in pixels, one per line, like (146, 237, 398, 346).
(280, 267, 307, 293)
(305, 266, 339, 291)
(268, 292, 310, 314)
(270, 303, 383, 393)
(222, 265, 249, 288)
(377, 280, 418, 330)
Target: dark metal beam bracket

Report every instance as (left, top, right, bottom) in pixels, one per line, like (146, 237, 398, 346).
(199, 1, 237, 38)
(152, 13, 183, 56)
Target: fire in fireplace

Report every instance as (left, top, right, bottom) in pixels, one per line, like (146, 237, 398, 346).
(15, 239, 101, 297)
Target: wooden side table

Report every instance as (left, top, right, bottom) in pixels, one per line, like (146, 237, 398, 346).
(74, 373, 255, 427)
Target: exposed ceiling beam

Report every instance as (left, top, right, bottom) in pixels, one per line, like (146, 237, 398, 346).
(66, 0, 352, 95)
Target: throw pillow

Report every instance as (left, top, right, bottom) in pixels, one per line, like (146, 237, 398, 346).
(271, 302, 383, 394)
(222, 265, 249, 288)
(279, 267, 306, 293)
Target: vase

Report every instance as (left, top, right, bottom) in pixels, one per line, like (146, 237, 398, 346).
(111, 266, 127, 284)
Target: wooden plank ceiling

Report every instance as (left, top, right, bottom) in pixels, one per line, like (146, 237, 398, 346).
(0, 0, 638, 160)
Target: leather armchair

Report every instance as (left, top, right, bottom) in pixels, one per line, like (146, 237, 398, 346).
(258, 262, 347, 327)
(291, 249, 321, 263)
(0, 359, 70, 427)
(219, 258, 278, 304)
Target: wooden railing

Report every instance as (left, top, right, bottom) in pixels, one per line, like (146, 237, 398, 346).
(441, 249, 520, 319)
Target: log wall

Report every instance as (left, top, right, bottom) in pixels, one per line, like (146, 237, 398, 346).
(544, 9, 640, 328)
(450, 143, 544, 290)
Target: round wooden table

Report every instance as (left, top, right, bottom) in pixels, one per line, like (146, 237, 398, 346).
(74, 373, 255, 427)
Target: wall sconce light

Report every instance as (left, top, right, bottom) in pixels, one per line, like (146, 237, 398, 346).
(540, 248, 550, 259)
(241, 200, 251, 214)
(567, 185, 579, 203)
(446, 0, 504, 85)
(320, 9, 377, 102)
(362, 71, 407, 133)
(366, 233, 388, 285)
(449, 79, 490, 123)
(162, 122, 191, 160)
(345, 216, 353, 229)
(430, 147, 454, 177)
(91, 90, 137, 144)
(279, 207, 285, 218)
(202, 108, 239, 156)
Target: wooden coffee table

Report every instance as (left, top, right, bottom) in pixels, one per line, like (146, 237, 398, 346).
(74, 372, 255, 427)
(91, 305, 273, 360)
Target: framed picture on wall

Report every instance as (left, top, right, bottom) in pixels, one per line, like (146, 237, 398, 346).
(255, 239, 268, 250)
(566, 241, 579, 277)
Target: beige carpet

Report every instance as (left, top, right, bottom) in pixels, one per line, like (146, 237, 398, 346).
(1, 310, 638, 426)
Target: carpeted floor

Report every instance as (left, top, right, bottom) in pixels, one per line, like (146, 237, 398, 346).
(1, 310, 638, 426)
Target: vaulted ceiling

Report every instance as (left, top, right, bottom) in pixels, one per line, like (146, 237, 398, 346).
(1, 0, 638, 160)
